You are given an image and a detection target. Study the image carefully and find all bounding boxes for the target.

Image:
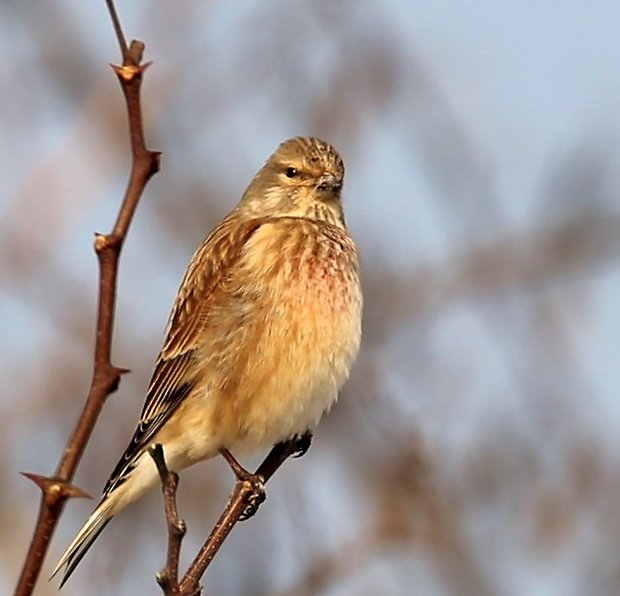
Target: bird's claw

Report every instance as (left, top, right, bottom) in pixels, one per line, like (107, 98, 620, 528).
(239, 475, 266, 521)
(290, 431, 313, 458)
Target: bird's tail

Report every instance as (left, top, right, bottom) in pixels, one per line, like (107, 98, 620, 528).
(51, 500, 113, 587)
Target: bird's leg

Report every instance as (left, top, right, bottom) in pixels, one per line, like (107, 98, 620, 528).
(219, 448, 256, 482)
(285, 431, 313, 458)
(218, 433, 312, 522)
(219, 448, 265, 521)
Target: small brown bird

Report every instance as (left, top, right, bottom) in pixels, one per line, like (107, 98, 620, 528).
(52, 136, 362, 584)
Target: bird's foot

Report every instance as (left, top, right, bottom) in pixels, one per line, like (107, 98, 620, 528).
(239, 480, 266, 521)
(288, 431, 313, 458)
(220, 448, 265, 521)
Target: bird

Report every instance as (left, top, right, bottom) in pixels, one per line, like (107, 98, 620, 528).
(52, 136, 363, 585)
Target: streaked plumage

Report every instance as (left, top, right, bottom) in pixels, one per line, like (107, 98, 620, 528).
(52, 136, 362, 585)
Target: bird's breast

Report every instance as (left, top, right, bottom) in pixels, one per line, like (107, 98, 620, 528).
(217, 219, 362, 450)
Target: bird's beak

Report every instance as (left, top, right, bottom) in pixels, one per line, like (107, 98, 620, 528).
(316, 172, 342, 194)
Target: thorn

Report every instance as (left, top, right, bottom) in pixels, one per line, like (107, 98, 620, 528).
(110, 63, 142, 82)
(155, 570, 168, 588)
(21, 473, 92, 500)
(94, 233, 107, 251)
(94, 233, 121, 252)
(146, 151, 162, 177)
(107, 366, 128, 393)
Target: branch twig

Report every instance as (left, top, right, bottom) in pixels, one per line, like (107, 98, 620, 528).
(15, 3, 159, 594)
(150, 438, 308, 596)
(180, 440, 300, 594)
(150, 445, 186, 596)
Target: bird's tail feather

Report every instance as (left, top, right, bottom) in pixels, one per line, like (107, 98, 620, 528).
(51, 502, 112, 587)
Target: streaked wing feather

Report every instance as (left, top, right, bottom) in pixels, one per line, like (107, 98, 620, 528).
(103, 360, 193, 496)
(140, 352, 194, 422)
(102, 215, 266, 496)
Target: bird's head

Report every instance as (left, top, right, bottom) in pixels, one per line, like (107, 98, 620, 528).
(238, 137, 346, 227)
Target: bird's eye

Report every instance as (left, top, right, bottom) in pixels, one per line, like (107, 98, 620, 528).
(285, 167, 297, 178)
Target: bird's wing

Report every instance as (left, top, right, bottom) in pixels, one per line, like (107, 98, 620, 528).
(103, 214, 265, 496)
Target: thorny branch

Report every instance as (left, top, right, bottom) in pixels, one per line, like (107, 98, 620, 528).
(17, 2, 309, 593)
(14, 2, 159, 594)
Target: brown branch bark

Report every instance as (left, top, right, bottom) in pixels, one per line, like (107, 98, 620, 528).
(180, 439, 303, 595)
(14, 3, 159, 595)
(150, 445, 187, 596)
(150, 438, 308, 596)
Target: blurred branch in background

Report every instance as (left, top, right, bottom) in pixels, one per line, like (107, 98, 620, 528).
(364, 207, 620, 343)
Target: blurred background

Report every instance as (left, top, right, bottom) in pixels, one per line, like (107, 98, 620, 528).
(3, 1, 620, 594)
